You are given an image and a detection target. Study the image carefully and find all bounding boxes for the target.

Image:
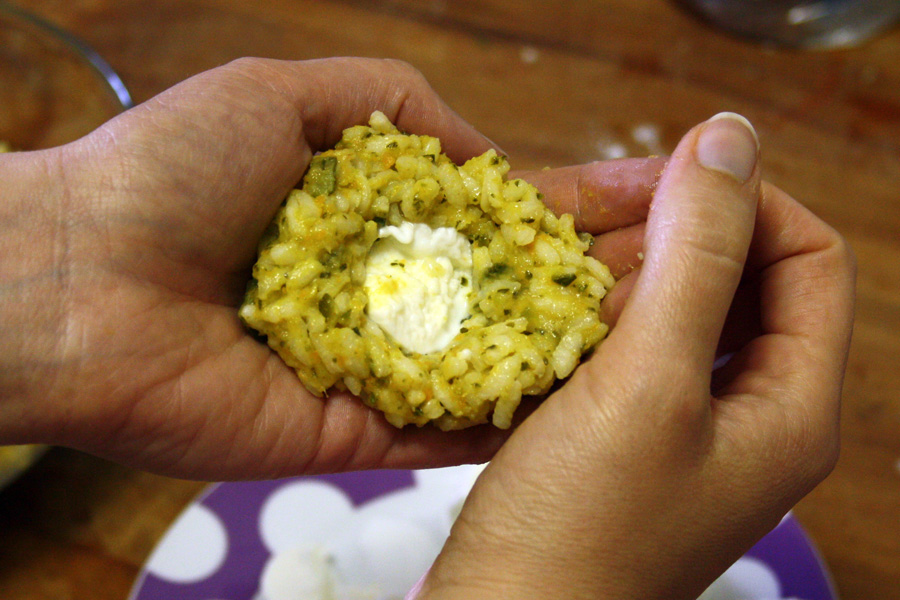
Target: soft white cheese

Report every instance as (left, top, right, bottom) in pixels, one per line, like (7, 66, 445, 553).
(364, 222, 472, 354)
(258, 546, 336, 600)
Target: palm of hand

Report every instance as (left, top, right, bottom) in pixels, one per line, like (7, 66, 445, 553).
(57, 65, 326, 478)
(47, 59, 519, 478)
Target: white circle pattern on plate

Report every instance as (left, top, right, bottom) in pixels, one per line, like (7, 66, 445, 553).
(144, 504, 229, 584)
(129, 468, 838, 600)
(258, 480, 355, 554)
(698, 556, 782, 599)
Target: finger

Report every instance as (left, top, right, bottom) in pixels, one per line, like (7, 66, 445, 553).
(609, 113, 761, 379)
(598, 265, 760, 352)
(513, 157, 666, 234)
(599, 268, 639, 328)
(241, 57, 499, 164)
(287, 390, 512, 476)
(707, 184, 854, 510)
(83, 58, 498, 303)
(755, 185, 855, 363)
(589, 222, 645, 279)
(715, 182, 855, 412)
(76, 330, 514, 480)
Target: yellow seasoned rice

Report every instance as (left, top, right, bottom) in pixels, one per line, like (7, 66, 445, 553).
(240, 112, 615, 430)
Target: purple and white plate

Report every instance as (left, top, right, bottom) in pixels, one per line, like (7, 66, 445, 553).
(128, 465, 837, 600)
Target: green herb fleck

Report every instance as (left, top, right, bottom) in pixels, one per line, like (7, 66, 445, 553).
(318, 294, 333, 318)
(484, 263, 509, 279)
(304, 155, 338, 197)
(552, 273, 577, 287)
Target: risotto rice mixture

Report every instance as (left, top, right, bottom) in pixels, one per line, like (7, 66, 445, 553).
(240, 112, 615, 429)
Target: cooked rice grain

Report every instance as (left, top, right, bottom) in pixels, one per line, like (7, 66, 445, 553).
(240, 112, 614, 430)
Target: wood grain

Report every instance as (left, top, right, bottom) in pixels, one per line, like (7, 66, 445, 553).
(1, 0, 898, 598)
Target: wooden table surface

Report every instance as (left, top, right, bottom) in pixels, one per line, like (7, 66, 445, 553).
(1, 1, 898, 598)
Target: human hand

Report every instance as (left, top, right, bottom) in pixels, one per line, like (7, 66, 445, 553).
(0, 57, 503, 478)
(417, 114, 855, 599)
(0, 57, 663, 480)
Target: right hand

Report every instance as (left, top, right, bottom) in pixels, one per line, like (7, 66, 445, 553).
(417, 113, 855, 599)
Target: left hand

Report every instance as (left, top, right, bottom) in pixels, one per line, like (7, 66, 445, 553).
(0, 57, 659, 479)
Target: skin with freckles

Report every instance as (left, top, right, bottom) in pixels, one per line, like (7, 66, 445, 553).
(0, 58, 854, 599)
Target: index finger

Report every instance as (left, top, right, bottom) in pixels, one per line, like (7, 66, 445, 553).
(514, 157, 666, 234)
(715, 182, 856, 404)
(239, 57, 499, 165)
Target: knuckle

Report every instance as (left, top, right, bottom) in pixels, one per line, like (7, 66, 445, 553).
(585, 349, 711, 438)
(799, 432, 840, 490)
(380, 59, 435, 95)
(381, 58, 426, 81)
(218, 57, 292, 95)
(663, 205, 750, 278)
(783, 397, 841, 487)
(686, 233, 746, 274)
(814, 434, 841, 481)
(702, 211, 746, 255)
(664, 232, 746, 294)
(824, 228, 857, 280)
(224, 56, 274, 75)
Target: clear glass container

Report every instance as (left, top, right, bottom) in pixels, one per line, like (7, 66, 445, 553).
(0, 1, 132, 150)
(681, 0, 900, 49)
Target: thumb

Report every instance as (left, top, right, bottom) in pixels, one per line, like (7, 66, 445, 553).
(611, 113, 761, 378)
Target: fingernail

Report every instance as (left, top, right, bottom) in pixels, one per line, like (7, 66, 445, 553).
(696, 112, 759, 183)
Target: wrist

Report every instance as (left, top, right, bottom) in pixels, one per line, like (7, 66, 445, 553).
(413, 409, 699, 600)
(416, 466, 618, 599)
(0, 148, 72, 443)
